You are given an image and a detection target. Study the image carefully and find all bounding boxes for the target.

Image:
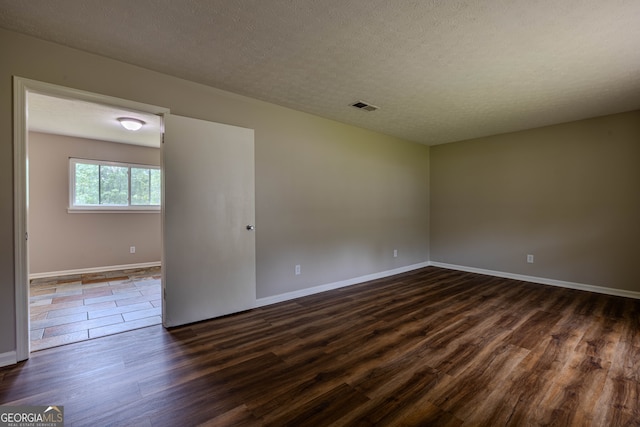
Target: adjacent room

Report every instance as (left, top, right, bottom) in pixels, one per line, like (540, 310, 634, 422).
(0, 1, 639, 425)
(27, 93, 163, 350)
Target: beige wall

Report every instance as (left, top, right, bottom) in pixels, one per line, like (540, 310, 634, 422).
(430, 110, 640, 291)
(0, 29, 430, 355)
(29, 132, 161, 274)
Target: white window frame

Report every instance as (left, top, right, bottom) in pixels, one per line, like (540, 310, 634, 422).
(69, 158, 161, 213)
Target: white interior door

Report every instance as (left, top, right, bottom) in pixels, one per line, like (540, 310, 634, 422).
(163, 114, 255, 327)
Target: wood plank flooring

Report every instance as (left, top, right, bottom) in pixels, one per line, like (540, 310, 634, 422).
(2, 266, 640, 426)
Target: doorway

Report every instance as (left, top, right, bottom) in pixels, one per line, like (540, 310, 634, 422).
(14, 77, 169, 359)
(15, 78, 257, 363)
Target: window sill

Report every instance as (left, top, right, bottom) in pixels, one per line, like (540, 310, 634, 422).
(67, 208, 161, 214)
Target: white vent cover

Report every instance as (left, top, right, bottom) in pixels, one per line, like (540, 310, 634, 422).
(350, 100, 379, 112)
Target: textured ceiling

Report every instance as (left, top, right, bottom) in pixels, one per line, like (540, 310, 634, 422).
(2, 0, 640, 145)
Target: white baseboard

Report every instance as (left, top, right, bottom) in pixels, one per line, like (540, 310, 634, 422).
(29, 261, 162, 280)
(429, 261, 640, 300)
(256, 262, 431, 307)
(0, 351, 17, 368)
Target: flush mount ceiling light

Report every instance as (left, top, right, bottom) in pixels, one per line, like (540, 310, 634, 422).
(117, 117, 146, 131)
(350, 100, 379, 112)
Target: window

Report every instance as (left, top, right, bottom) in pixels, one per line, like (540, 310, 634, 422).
(70, 158, 160, 211)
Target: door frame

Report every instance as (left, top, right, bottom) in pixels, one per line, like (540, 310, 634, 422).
(13, 77, 169, 362)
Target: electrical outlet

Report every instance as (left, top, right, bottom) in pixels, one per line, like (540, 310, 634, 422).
(295, 264, 301, 275)
(527, 254, 534, 263)
(393, 249, 398, 258)
(130, 246, 136, 254)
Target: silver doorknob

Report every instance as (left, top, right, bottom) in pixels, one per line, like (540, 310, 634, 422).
(246, 225, 255, 231)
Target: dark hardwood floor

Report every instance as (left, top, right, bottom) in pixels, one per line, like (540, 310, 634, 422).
(1, 266, 639, 426)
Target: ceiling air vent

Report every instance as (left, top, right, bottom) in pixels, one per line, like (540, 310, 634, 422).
(350, 100, 378, 112)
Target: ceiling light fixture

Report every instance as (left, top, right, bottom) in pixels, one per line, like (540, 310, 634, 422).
(117, 117, 146, 131)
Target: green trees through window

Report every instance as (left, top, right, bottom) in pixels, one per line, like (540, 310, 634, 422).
(71, 159, 160, 209)
(131, 167, 161, 205)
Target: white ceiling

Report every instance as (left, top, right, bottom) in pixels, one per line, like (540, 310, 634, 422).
(28, 93, 162, 147)
(2, 0, 640, 145)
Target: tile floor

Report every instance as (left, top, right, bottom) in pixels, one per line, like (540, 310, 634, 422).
(29, 267, 162, 351)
